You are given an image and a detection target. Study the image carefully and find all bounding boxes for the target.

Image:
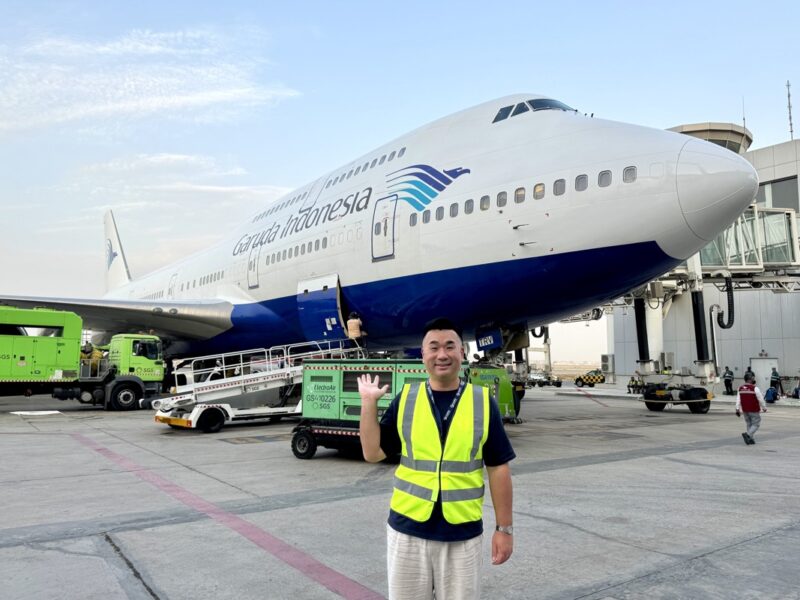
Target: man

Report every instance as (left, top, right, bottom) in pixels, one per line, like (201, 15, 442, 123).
(722, 366, 734, 396)
(358, 318, 514, 600)
(770, 367, 784, 397)
(736, 373, 767, 445)
(347, 312, 366, 345)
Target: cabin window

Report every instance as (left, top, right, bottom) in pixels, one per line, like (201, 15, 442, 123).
(322, 237, 328, 249)
(514, 187, 526, 203)
(379, 155, 386, 165)
(363, 162, 369, 172)
(388, 151, 396, 161)
(422, 209, 431, 224)
(301, 244, 306, 255)
(554, 179, 566, 196)
(598, 170, 612, 187)
(623, 166, 637, 183)
(492, 105, 513, 123)
(497, 191, 507, 207)
(398, 147, 406, 158)
(347, 169, 353, 179)
(480, 195, 490, 211)
(409, 213, 418, 227)
(370, 158, 378, 168)
(314, 239, 320, 251)
(332, 176, 338, 185)
(465, 198, 474, 214)
(435, 206, 444, 221)
(288, 247, 293, 259)
(374, 222, 382, 236)
(575, 174, 588, 192)
(534, 183, 545, 200)
(282, 249, 287, 260)
(450, 202, 459, 217)
(295, 245, 300, 256)
(355, 166, 361, 175)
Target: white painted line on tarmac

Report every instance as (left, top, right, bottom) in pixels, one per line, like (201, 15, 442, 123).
(10, 410, 62, 415)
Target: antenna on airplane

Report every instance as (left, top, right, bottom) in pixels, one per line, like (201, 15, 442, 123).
(788, 80, 794, 141)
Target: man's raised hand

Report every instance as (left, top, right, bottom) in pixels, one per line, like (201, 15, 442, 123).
(358, 374, 389, 405)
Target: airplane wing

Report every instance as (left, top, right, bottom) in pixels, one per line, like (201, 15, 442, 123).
(0, 296, 234, 340)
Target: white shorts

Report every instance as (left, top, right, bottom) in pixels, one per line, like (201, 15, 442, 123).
(386, 525, 483, 600)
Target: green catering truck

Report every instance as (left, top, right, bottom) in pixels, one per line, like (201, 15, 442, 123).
(0, 306, 164, 410)
(290, 359, 524, 459)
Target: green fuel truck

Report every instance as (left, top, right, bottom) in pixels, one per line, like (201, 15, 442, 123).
(0, 306, 164, 409)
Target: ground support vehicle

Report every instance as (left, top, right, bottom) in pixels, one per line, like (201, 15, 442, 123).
(291, 360, 523, 459)
(574, 369, 606, 387)
(0, 306, 164, 410)
(527, 371, 563, 388)
(639, 368, 714, 414)
(153, 340, 362, 433)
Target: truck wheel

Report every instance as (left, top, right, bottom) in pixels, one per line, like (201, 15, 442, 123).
(555, 381, 562, 388)
(688, 400, 711, 414)
(197, 408, 225, 433)
(110, 384, 141, 411)
(575, 378, 584, 387)
(292, 429, 317, 459)
(645, 401, 666, 412)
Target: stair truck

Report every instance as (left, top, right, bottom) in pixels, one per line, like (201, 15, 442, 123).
(0, 306, 164, 409)
(290, 359, 524, 459)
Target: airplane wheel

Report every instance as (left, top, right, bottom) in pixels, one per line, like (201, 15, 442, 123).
(645, 401, 666, 412)
(292, 429, 317, 459)
(198, 408, 225, 433)
(110, 384, 140, 411)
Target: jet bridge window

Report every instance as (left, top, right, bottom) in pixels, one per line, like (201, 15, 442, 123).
(465, 199, 474, 214)
(534, 183, 545, 200)
(575, 175, 588, 192)
(480, 195, 490, 210)
(554, 179, 566, 196)
(492, 105, 513, 123)
(623, 166, 637, 183)
(598, 170, 612, 187)
(515, 187, 526, 203)
(497, 191, 507, 207)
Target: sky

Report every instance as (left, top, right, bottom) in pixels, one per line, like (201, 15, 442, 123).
(1, 1, 798, 361)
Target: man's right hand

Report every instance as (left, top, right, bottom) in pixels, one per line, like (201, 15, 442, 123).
(357, 374, 389, 406)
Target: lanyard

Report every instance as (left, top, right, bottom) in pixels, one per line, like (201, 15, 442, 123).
(426, 378, 467, 424)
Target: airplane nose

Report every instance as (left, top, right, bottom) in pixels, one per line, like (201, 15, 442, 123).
(676, 138, 759, 241)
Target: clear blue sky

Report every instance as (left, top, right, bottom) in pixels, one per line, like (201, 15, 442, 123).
(1, 0, 799, 298)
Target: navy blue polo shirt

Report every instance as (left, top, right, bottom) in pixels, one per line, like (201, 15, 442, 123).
(379, 384, 516, 542)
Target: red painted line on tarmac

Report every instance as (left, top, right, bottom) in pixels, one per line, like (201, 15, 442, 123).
(574, 388, 609, 407)
(71, 433, 384, 600)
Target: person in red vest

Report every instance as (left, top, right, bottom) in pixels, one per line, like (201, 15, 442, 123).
(736, 373, 767, 445)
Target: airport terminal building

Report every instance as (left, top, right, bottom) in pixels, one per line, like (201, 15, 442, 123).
(610, 128, 800, 385)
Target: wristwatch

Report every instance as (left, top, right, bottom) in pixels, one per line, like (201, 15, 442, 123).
(495, 525, 513, 535)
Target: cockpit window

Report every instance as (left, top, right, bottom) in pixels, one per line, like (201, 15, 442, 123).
(528, 98, 575, 112)
(492, 105, 514, 123)
(511, 103, 529, 117)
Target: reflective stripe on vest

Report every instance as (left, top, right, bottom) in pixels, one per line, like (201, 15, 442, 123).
(391, 381, 489, 524)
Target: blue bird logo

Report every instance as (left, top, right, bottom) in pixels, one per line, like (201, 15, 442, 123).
(106, 239, 118, 270)
(386, 164, 471, 211)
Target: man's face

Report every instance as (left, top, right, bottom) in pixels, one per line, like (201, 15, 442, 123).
(421, 329, 464, 385)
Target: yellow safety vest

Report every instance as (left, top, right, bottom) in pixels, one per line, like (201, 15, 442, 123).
(391, 381, 489, 524)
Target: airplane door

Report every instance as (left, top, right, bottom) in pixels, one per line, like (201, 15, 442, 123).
(167, 273, 178, 299)
(247, 245, 260, 290)
(371, 194, 397, 262)
(296, 274, 346, 340)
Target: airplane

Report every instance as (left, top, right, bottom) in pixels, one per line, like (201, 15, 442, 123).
(1, 94, 758, 357)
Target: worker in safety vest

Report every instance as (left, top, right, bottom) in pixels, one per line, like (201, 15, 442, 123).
(736, 373, 767, 445)
(358, 318, 515, 600)
(722, 366, 734, 395)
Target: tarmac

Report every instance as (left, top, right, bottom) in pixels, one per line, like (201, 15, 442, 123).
(2, 383, 799, 600)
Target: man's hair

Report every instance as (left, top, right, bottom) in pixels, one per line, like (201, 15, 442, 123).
(423, 317, 462, 340)
(744, 374, 755, 383)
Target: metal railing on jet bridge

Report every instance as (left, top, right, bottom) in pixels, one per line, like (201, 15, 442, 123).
(169, 339, 365, 407)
